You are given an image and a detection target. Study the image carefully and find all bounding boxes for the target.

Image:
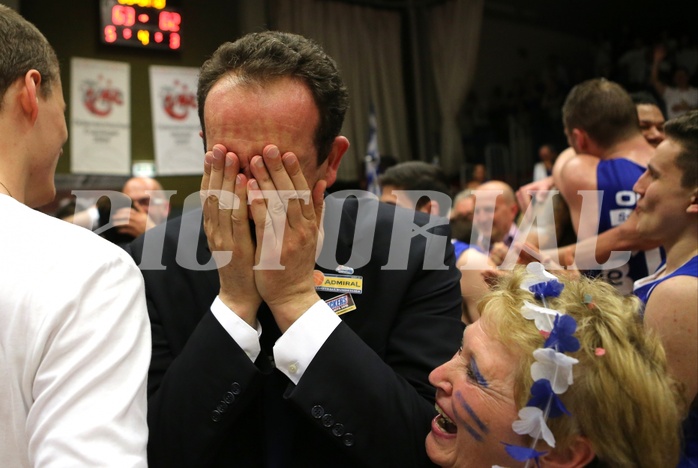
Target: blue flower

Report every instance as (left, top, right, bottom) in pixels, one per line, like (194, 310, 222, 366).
(502, 442, 547, 464)
(544, 314, 580, 353)
(526, 379, 570, 418)
(529, 280, 564, 300)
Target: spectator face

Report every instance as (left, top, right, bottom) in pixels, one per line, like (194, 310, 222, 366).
(451, 196, 475, 221)
(122, 178, 170, 225)
(633, 138, 693, 241)
(538, 145, 556, 162)
(426, 317, 523, 467)
(636, 104, 665, 148)
(473, 194, 516, 244)
(473, 164, 487, 182)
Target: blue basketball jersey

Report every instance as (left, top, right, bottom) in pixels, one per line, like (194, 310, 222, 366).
(591, 158, 664, 294)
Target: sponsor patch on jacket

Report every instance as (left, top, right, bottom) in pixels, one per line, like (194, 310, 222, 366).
(325, 293, 356, 316)
(315, 274, 363, 294)
(335, 264, 354, 275)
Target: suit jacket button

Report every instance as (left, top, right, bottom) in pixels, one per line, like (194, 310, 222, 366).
(217, 402, 228, 413)
(231, 382, 241, 395)
(332, 423, 345, 437)
(224, 391, 235, 405)
(311, 405, 325, 419)
(342, 433, 355, 447)
(321, 413, 335, 427)
(211, 410, 222, 422)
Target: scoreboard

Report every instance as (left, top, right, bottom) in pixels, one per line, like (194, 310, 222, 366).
(100, 0, 182, 51)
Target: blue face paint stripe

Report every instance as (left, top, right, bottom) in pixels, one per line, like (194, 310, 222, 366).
(457, 416, 484, 442)
(455, 390, 489, 434)
(471, 357, 489, 387)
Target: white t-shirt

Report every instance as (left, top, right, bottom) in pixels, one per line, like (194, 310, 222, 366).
(663, 86, 698, 119)
(0, 195, 150, 467)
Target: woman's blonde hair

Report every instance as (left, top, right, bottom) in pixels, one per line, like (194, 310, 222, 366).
(479, 267, 683, 467)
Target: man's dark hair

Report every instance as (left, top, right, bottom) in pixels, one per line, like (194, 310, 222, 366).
(379, 161, 450, 216)
(664, 110, 698, 189)
(197, 31, 348, 164)
(630, 91, 661, 108)
(562, 78, 639, 148)
(0, 5, 60, 109)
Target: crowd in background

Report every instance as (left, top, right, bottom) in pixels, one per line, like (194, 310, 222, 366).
(3, 3, 697, 467)
(456, 28, 697, 188)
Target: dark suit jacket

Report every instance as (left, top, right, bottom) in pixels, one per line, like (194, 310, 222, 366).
(128, 194, 464, 467)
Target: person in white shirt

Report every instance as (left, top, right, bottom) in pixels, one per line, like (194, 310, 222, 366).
(651, 44, 698, 120)
(0, 6, 150, 466)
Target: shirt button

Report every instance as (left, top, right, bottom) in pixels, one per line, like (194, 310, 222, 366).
(311, 405, 325, 419)
(224, 391, 235, 405)
(217, 402, 228, 413)
(332, 423, 345, 437)
(211, 410, 222, 422)
(231, 382, 241, 395)
(343, 433, 355, 447)
(288, 363, 298, 374)
(321, 413, 335, 428)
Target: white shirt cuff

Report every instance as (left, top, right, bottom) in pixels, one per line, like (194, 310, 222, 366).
(273, 300, 341, 385)
(210, 296, 262, 363)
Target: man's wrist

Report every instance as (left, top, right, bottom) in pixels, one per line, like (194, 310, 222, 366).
(268, 291, 322, 333)
(219, 292, 260, 328)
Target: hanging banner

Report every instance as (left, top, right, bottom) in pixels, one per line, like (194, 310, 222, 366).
(70, 57, 131, 175)
(149, 65, 201, 175)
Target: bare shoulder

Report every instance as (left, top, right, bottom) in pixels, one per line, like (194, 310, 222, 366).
(645, 275, 698, 324)
(556, 154, 599, 195)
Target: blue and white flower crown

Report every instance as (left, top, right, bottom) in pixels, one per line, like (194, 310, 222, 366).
(498, 263, 581, 468)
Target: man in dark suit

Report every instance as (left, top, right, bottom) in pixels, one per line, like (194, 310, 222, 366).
(129, 31, 463, 467)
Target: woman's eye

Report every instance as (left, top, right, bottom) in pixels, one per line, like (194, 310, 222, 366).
(467, 359, 489, 387)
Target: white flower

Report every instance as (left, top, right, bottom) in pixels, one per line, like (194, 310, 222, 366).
(520, 262, 558, 291)
(520, 301, 558, 332)
(512, 406, 556, 447)
(531, 348, 579, 394)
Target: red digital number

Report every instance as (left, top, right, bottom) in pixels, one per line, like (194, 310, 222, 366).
(169, 32, 181, 50)
(154, 32, 163, 43)
(158, 11, 181, 32)
(104, 25, 117, 43)
(112, 5, 136, 27)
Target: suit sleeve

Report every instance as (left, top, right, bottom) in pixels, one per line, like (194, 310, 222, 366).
(285, 220, 464, 468)
(146, 311, 267, 467)
(128, 228, 268, 467)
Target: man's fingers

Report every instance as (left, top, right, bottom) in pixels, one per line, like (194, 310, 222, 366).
(208, 145, 227, 198)
(263, 145, 295, 192)
(283, 152, 314, 221)
(200, 151, 213, 204)
(312, 179, 326, 223)
(248, 178, 274, 245)
(219, 152, 239, 211)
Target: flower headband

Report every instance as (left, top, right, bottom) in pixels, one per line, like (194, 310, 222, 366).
(500, 263, 580, 468)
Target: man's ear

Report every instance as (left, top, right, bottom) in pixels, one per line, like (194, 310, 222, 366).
(322, 136, 349, 188)
(20, 70, 41, 123)
(540, 436, 595, 468)
(419, 200, 439, 216)
(510, 201, 519, 218)
(687, 189, 698, 214)
(570, 129, 589, 153)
